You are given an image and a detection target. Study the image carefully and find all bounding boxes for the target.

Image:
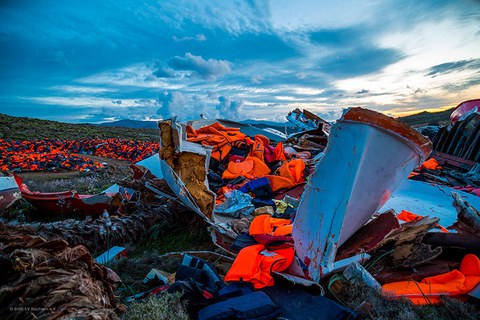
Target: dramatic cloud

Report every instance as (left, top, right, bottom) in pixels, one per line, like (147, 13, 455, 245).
(0, 1, 479, 123)
(168, 53, 232, 80)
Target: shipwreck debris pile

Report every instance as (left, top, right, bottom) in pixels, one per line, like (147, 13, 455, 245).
(1, 103, 480, 319)
(0, 138, 159, 172)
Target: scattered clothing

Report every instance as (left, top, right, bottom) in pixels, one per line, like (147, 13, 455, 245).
(262, 285, 357, 320)
(198, 291, 279, 320)
(239, 177, 274, 199)
(215, 190, 255, 218)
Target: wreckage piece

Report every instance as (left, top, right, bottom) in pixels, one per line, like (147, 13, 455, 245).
(286, 108, 331, 134)
(0, 224, 123, 319)
(373, 261, 452, 284)
(380, 179, 480, 230)
(372, 216, 442, 268)
(431, 150, 477, 171)
(158, 120, 239, 241)
(96, 246, 128, 264)
(450, 98, 480, 125)
(292, 107, 432, 282)
(336, 211, 400, 260)
(134, 154, 164, 179)
(0, 197, 189, 253)
(423, 232, 480, 257)
(159, 121, 216, 219)
(14, 174, 114, 216)
(452, 191, 480, 237)
(0, 176, 21, 215)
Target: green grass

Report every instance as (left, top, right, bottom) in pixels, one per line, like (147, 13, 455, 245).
(122, 293, 189, 320)
(131, 220, 214, 257)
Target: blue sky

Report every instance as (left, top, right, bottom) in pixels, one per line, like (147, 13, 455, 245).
(1, 0, 479, 123)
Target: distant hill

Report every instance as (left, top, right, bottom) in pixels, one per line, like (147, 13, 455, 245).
(398, 108, 454, 128)
(98, 118, 295, 133)
(97, 119, 158, 129)
(0, 113, 158, 141)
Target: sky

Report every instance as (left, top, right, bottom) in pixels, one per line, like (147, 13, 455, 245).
(1, 0, 479, 123)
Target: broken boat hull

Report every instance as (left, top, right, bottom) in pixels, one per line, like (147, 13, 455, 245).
(0, 176, 21, 214)
(14, 175, 112, 216)
(292, 108, 432, 281)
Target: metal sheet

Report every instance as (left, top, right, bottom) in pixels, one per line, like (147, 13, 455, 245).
(135, 154, 163, 178)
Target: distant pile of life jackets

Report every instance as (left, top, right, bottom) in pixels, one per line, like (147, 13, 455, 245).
(0, 138, 158, 173)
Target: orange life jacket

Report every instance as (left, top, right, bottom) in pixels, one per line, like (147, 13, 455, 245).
(249, 135, 270, 163)
(186, 122, 247, 161)
(382, 254, 480, 304)
(273, 142, 287, 161)
(420, 158, 442, 171)
(265, 175, 296, 192)
(249, 214, 293, 236)
(224, 244, 294, 289)
(222, 156, 271, 180)
(278, 159, 305, 184)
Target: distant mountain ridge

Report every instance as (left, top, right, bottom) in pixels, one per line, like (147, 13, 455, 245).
(96, 108, 454, 131)
(97, 118, 293, 132)
(97, 119, 158, 129)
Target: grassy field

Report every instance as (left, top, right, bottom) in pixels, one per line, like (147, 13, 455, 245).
(0, 113, 159, 141)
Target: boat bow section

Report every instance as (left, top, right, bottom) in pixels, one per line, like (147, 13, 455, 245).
(292, 107, 433, 282)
